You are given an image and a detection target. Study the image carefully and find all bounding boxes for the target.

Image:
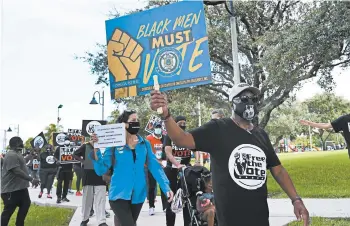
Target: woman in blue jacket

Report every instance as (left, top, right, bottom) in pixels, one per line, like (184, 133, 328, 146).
(90, 109, 173, 225)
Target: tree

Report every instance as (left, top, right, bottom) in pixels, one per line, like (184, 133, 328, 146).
(78, 1, 350, 128)
(303, 93, 350, 150)
(265, 101, 317, 148)
(44, 124, 63, 145)
(24, 137, 33, 150)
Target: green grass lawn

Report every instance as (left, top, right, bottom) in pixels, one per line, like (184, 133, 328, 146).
(267, 150, 350, 198)
(0, 202, 74, 226)
(288, 217, 350, 226)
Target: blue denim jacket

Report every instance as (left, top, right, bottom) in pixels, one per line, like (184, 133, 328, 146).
(90, 135, 170, 204)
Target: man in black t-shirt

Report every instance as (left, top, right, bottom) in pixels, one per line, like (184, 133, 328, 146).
(38, 145, 57, 198)
(150, 83, 309, 226)
(164, 115, 200, 226)
(73, 142, 108, 226)
(300, 114, 350, 157)
(54, 145, 73, 203)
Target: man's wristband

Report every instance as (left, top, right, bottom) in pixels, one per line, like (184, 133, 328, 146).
(292, 196, 302, 204)
(161, 109, 171, 121)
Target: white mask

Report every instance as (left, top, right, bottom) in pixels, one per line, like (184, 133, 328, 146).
(154, 128, 162, 135)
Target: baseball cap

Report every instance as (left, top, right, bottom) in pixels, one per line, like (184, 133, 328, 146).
(229, 83, 260, 102)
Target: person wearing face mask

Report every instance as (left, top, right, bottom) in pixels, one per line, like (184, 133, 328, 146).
(163, 116, 201, 226)
(211, 109, 224, 120)
(73, 139, 109, 226)
(89, 109, 174, 226)
(145, 122, 165, 215)
(38, 144, 57, 199)
(54, 138, 74, 203)
(150, 83, 310, 226)
(1, 137, 40, 226)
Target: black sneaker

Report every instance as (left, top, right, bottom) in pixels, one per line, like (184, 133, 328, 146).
(98, 223, 108, 226)
(80, 219, 89, 226)
(89, 209, 94, 217)
(56, 198, 61, 204)
(62, 197, 70, 202)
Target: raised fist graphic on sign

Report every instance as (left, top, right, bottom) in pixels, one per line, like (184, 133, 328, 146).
(107, 28, 144, 98)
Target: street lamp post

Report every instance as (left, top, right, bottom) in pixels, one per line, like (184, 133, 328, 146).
(57, 104, 63, 128)
(90, 90, 105, 120)
(228, 0, 240, 85)
(7, 124, 19, 136)
(3, 130, 7, 150)
(204, 0, 240, 84)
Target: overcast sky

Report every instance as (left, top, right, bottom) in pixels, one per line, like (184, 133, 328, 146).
(1, 0, 349, 149)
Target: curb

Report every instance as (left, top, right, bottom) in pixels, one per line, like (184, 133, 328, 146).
(32, 200, 77, 210)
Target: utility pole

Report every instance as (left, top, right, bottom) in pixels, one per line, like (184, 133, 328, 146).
(309, 125, 312, 151)
(229, 0, 240, 85)
(198, 97, 203, 165)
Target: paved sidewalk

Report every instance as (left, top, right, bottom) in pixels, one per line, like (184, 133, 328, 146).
(28, 187, 350, 226)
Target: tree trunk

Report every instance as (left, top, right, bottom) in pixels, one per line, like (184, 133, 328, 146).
(273, 135, 284, 149)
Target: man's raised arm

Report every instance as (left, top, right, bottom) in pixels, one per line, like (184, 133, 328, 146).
(150, 91, 195, 149)
(299, 120, 333, 130)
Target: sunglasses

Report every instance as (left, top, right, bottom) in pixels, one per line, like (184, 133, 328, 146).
(235, 95, 259, 103)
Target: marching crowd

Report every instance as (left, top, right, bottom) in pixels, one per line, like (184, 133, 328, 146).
(1, 83, 349, 226)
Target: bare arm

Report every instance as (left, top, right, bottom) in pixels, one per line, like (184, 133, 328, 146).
(300, 120, 332, 130)
(270, 165, 299, 200)
(271, 165, 310, 225)
(163, 116, 196, 149)
(165, 146, 181, 167)
(196, 196, 213, 213)
(195, 151, 201, 164)
(10, 166, 33, 182)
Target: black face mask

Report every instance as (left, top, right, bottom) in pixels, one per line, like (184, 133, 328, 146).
(179, 126, 186, 131)
(232, 99, 257, 122)
(126, 121, 140, 135)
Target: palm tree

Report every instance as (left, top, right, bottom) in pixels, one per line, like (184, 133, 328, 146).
(44, 124, 63, 145)
(24, 137, 34, 149)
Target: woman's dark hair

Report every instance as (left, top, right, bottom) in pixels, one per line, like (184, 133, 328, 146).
(116, 109, 137, 123)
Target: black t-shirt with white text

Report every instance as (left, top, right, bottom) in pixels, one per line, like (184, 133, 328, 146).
(190, 118, 281, 226)
(331, 114, 350, 157)
(55, 147, 73, 172)
(40, 151, 57, 169)
(164, 135, 193, 168)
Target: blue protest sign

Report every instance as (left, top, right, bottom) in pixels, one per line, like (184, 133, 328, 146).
(105, 0, 212, 99)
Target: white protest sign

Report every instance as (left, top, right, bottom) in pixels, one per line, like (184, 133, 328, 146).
(94, 124, 126, 149)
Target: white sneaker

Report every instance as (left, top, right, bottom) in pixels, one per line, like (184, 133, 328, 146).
(149, 207, 155, 216)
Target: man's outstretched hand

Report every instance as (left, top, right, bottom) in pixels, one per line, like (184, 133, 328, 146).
(150, 90, 169, 117)
(293, 200, 310, 226)
(299, 120, 311, 126)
